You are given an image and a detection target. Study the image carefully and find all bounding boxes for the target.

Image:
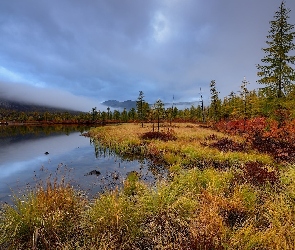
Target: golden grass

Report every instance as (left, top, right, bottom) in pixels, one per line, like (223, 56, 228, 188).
(0, 178, 86, 249)
(90, 123, 272, 167)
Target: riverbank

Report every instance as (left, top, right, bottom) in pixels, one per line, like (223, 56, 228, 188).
(1, 122, 295, 249)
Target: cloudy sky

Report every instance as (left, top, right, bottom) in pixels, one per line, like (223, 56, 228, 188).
(0, 0, 294, 111)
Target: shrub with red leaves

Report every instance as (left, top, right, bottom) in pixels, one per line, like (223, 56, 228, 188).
(141, 130, 177, 141)
(212, 118, 295, 163)
(209, 137, 247, 152)
(214, 118, 268, 136)
(238, 162, 279, 186)
(251, 132, 295, 163)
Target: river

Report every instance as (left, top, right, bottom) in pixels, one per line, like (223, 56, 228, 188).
(0, 125, 153, 204)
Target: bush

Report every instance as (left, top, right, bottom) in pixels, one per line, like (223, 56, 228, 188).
(141, 129, 177, 141)
(0, 178, 85, 249)
(236, 162, 279, 187)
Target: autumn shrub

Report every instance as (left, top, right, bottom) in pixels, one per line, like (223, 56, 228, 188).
(141, 129, 177, 141)
(209, 137, 248, 152)
(204, 133, 219, 140)
(0, 178, 86, 249)
(215, 118, 295, 164)
(234, 161, 279, 187)
(190, 194, 228, 250)
(214, 117, 268, 135)
(251, 131, 295, 162)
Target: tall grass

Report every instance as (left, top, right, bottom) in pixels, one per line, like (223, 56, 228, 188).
(2, 166, 295, 249)
(0, 177, 86, 249)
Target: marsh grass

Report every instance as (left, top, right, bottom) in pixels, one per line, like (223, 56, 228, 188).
(1, 123, 295, 249)
(90, 123, 272, 169)
(0, 177, 86, 249)
(1, 166, 295, 249)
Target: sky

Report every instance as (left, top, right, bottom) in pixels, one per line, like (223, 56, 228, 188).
(0, 0, 294, 112)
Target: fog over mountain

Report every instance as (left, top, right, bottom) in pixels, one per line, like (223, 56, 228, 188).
(0, 82, 103, 112)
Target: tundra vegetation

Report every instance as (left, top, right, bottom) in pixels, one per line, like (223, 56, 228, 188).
(2, 122, 295, 249)
(1, 1, 295, 249)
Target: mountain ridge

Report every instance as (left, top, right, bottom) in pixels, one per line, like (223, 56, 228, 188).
(101, 100, 200, 110)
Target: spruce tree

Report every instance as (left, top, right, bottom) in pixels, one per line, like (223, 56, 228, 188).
(136, 91, 145, 127)
(209, 80, 221, 122)
(240, 77, 250, 119)
(257, 1, 295, 98)
(154, 99, 165, 132)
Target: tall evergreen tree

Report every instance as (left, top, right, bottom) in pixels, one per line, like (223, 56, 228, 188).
(257, 1, 295, 98)
(209, 80, 221, 122)
(136, 91, 145, 127)
(128, 108, 137, 120)
(91, 107, 98, 122)
(240, 77, 250, 119)
(121, 108, 128, 122)
(154, 99, 165, 132)
(199, 88, 205, 122)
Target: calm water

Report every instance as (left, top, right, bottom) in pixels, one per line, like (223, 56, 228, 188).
(0, 125, 154, 204)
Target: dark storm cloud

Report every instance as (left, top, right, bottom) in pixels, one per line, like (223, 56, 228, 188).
(0, 0, 294, 110)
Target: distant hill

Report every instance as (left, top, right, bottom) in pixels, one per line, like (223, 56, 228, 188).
(0, 98, 81, 114)
(102, 100, 137, 110)
(102, 100, 200, 110)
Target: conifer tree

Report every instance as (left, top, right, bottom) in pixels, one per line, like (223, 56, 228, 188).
(136, 91, 145, 127)
(240, 77, 250, 119)
(154, 99, 165, 132)
(239, 77, 250, 130)
(209, 80, 221, 122)
(257, 1, 295, 98)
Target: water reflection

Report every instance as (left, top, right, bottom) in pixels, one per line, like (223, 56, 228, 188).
(0, 125, 154, 204)
(92, 138, 167, 179)
(0, 124, 88, 138)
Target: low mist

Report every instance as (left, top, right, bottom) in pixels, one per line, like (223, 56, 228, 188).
(0, 81, 104, 112)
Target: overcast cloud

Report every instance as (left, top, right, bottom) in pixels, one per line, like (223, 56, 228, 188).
(0, 0, 294, 111)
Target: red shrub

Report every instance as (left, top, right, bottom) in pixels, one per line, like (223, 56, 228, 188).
(141, 129, 176, 141)
(238, 162, 279, 186)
